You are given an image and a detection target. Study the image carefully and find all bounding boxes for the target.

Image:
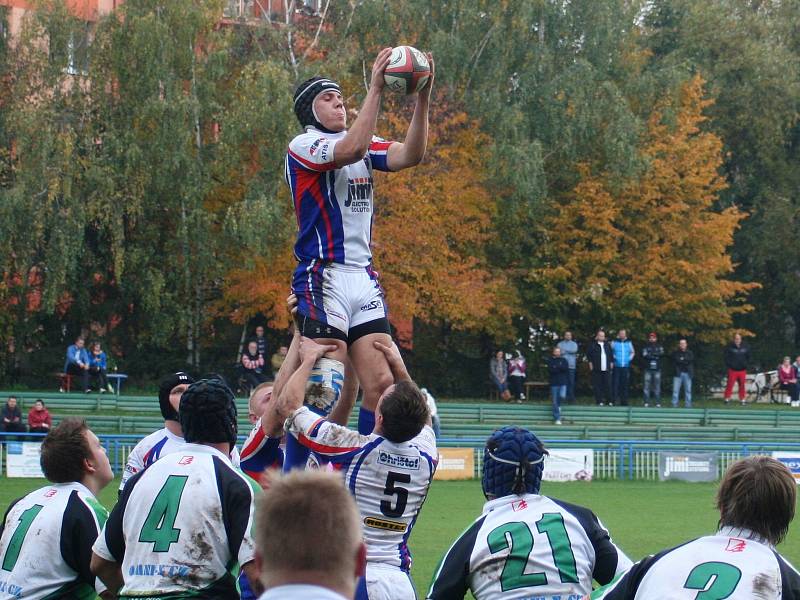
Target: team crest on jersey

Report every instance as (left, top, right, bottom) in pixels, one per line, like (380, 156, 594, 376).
(378, 450, 420, 471)
(44, 488, 57, 498)
(345, 176, 373, 212)
(178, 456, 194, 465)
(364, 516, 407, 532)
(511, 499, 529, 512)
(725, 538, 747, 552)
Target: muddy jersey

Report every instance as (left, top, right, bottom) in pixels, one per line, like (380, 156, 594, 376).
(285, 127, 394, 268)
(94, 444, 259, 599)
(287, 406, 437, 571)
(592, 527, 800, 600)
(427, 494, 632, 600)
(0, 482, 108, 600)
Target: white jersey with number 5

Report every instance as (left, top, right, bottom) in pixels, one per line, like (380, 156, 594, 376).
(427, 494, 632, 600)
(287, 406, 437, 571)
(93, 444, 259, 599)
(592, 527, 800, 600)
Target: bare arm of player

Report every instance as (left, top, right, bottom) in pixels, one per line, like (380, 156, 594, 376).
(334, 48, 392, 167)
(373, 340, 412, 383)
(90, 553, 123, 597)
(275, 337, 339, 419)
(328, 358, 359, 426)
(387, 53, 434, 171)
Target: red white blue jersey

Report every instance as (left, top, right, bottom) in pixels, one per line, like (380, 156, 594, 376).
(239, 418, 283, 481)
(286, 406, 437, 572)
(285, 127, 394, 268)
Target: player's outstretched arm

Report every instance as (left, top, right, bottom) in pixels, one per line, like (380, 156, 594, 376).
(90, 553, 123, 597)
(373, 340, 412, 383)
(387, 53, 434, 171)
(334, 48, 392, 167)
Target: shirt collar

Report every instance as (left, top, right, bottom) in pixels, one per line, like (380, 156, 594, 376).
(305, 125, 347, 139)
(717, 526, 773, 548)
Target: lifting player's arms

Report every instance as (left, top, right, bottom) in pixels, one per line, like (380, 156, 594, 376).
(588, 455, 800, 600)
(273, 336, 437, 600)
(0, 419, 115, 599)
(283, 49, 435, 462)
(427, 427, 632, 600)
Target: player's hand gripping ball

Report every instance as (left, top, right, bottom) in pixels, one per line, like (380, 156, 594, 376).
(384, 46, 431, 94)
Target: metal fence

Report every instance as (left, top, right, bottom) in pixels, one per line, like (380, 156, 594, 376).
(3, 433, 800, 481)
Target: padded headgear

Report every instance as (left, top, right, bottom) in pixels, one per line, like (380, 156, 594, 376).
(179, 378, 238, 451)
(158, 372, 195, 422)
(482, 426, 548, 499)
(293, 76, 342, 132)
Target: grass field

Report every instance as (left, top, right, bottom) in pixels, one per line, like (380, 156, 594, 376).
(3, 477, 800, 597)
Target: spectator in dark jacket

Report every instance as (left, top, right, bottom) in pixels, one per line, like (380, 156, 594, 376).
(1, 396, 25, 433)
(88, 342, 112, 393)
(586, 330, 614, 406)
(671, 339, 694, 408)
(489, 351, 508, 400)
(63, 337, 90, 393)
(641, 332, 664, 407)
(547, 347, 569, 424)
(724, 333, 750, 405)
(28, 399, 52, 434)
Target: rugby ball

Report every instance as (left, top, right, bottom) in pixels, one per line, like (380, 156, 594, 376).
(384, 46, 431, 94)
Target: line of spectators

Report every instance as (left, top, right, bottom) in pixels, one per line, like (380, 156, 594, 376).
(1, 396, 52, 434)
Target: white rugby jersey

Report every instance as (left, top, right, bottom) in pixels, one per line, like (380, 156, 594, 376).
(285, 127, 394, 267)
(287, 406, 437, 571)
(427, 494, 632, 600)
(0, 482, 108, 599)
(94, 444, 259, 598)
(120, 427, 240, 491)
(592, 527, 800, 599)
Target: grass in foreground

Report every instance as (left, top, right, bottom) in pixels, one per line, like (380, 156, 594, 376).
(2, 477, 799, 597)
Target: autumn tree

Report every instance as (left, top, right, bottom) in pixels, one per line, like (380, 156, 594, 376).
(533, 76, 756, 341)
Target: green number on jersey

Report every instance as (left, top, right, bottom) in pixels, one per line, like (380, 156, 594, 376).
(684, 561, 742, 599)
(487, 514, 579, 592)
(138, 475, 189, 552)
(2, 504, 44, 572)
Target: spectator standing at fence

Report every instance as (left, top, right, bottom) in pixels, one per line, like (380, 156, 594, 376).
(671, 339, 694, 408)
(507, 351, 527, 403)
(587, 331, 614, 406)
(611, 330, 634, 406)
(28, 399, 52, 434)
(557, 331, 579, 403)
(64, 336, 90, 393)
(778, 356, 799, 405)
(547, 347, 569, 424)
(2, 396, 25, 434)
(723, 333, 750, 405)
(88, 342, 112, 393)
(641, 332, 664, 407)
(490, 350, 509, 400)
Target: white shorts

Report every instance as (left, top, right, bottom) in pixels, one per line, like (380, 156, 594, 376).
(356, 563, 416, 600)
(293, 261, 389, 340)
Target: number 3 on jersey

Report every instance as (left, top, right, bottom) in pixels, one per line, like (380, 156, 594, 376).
(487, 514, 579, 592)
(139, 475, 188, 552)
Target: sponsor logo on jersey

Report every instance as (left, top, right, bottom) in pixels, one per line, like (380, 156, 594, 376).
(360, 299, 383, 312)
(345, 176, 373, 212)
(309, 137, 326, 156)
(0, 582, 24, 596)
(178, 456, 194, 465)
(378, 450, 420, 471)
(128, 563, 192, 577)
(124, 464, 139, 474)
(44, 488, 57, 498)
(511, 499, 528, 512)
(725, 538, 747, 552)
(364, 516, 407, 532)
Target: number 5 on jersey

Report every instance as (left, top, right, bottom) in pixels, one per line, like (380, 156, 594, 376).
(139, 475, 189, 552)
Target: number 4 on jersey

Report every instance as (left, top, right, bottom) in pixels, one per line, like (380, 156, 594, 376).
(139, 475, 188, 552)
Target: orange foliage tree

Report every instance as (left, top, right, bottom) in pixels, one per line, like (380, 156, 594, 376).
(533, 75, 757, 341)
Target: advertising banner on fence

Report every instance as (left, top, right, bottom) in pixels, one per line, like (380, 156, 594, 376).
(658, 452, 717, 482)
(542, 449, 594, 482)
(435, 448, 475, 480)
(772, 452, 800, 484)
(6, 441, 44, 478)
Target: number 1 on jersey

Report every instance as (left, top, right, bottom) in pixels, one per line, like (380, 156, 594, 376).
(1, 504, 43, 572)
(139, 475, 188, 552)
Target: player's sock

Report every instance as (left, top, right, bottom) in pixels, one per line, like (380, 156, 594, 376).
(358, 407, 376, 435)
(282, 435, 310, 472)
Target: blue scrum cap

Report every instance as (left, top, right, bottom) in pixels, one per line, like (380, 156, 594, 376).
(481, 426, 548, 499)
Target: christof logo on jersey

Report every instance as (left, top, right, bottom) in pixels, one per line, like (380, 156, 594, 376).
(364, 517, 408, 532)
(725, 538, 747, 552)
(378, 450, 420, 471)
(511, 499, 528, 512)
